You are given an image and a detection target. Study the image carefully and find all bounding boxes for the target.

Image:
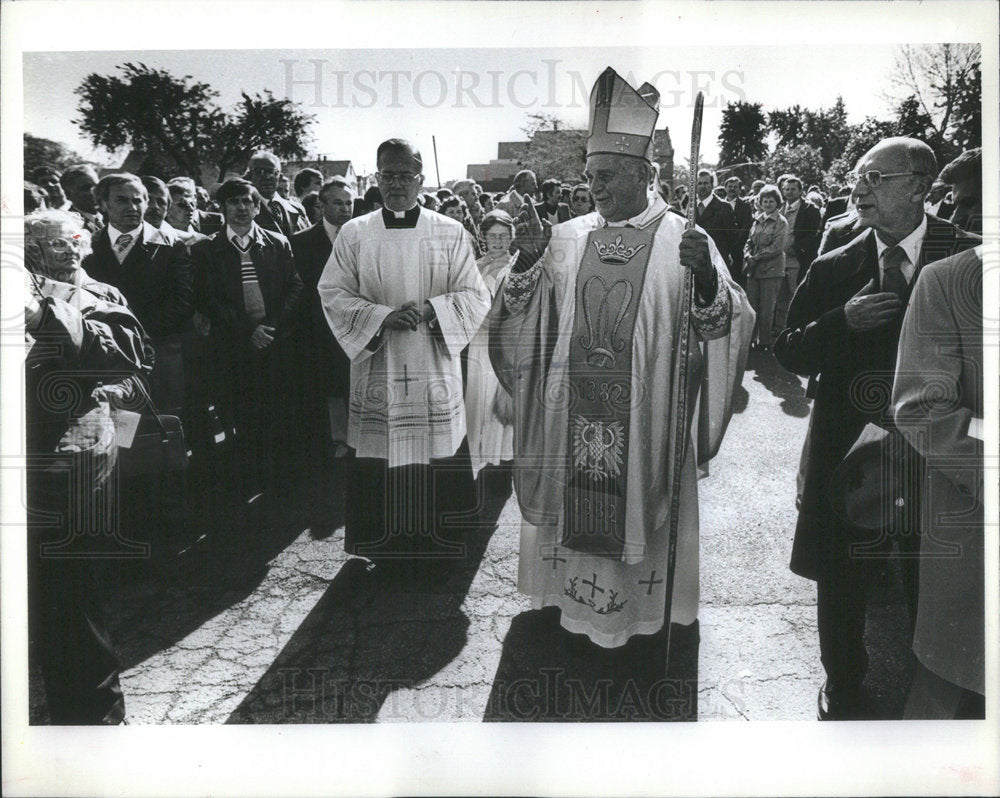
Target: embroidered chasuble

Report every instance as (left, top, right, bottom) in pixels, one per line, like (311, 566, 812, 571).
(489, 197, 755, 647)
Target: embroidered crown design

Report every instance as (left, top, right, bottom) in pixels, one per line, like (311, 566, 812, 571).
(592, 235, 647, 265)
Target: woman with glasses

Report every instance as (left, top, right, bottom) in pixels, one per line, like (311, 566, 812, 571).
(569, 183, 595, 217)
(24, 209, 152, 726)
(465, 210, 517, 505)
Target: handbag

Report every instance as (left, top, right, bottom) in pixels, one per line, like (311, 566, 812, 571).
(829, 422, 924, 536)
(116, 379, 189, 478)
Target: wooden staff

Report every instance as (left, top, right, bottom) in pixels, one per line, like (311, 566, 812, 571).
(663, 90, 704, 681)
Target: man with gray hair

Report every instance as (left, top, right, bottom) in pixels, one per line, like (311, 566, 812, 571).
(774, 136, 981, 720)
(83, 173, 193, 415)
(247, 150, 309, 239)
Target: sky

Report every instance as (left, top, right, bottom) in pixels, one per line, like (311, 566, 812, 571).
(23, 44, 905, 183)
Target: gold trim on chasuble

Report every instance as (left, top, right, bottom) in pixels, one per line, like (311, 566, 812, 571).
(563, 221, 660, 558)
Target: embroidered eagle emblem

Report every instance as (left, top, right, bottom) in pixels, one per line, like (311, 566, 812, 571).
(572, 416, 625, 481)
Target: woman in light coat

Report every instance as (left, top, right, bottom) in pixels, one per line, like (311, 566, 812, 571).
(742, 184, 789, 352)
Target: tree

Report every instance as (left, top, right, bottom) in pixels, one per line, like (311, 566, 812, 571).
(519, 114, 586, 181)
(23, 134, 95, 177)
(893, 95, 937, 144)
(826, 116, 896, 182)
(768, 105, 805, 149)
(215, 91, 316, 178)
(768, 97, 849, 169)
(763, 145, 825, 190)
(74, 62, 315, 185)
(887, 43, 981, 155)
(717, 101, 768, 168)
(952, 62, 981, 150)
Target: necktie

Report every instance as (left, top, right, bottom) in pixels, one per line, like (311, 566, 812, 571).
(269, 200, 287, 234)
(881, 245, 909, 298)
(114, 233, 133, 262)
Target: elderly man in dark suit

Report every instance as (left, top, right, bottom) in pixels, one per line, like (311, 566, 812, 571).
(291, 177, 353, 464)
(84, 173, 193, 415)
(193, 178, 302, 508)
(247, 150, 310, 239)
(694, 169, 737, 278)
(774, 137, 981, 720)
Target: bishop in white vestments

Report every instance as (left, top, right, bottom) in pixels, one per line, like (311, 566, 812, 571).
(491, 69, 754, 649)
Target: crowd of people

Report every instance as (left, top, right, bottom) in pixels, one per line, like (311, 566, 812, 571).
(22, 65, 984, 725)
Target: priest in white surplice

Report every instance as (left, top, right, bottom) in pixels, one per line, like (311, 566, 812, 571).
(490, 68, 754, 650)
(318, 139, 490, 568)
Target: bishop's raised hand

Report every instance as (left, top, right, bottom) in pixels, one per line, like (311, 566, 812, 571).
(510, 200, 551, 271)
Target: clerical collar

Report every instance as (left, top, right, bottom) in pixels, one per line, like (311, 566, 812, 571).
(381, 205, 421, 229)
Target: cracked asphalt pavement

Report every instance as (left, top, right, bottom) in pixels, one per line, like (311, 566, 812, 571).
(29, 350, 915, 723)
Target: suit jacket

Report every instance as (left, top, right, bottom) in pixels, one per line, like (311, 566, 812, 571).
(83, 221, 193, 340)
(818, 210, 863, 256)
(290, 223, 350, 396)
(193, 224, 303, 354)
(694, 195, 737, 269)
(821, 195, 850, 227)
(70, 205, 104, 236)
(892, 246, 984, 694)
(728, 196, 755, 272)
(773, 215, 981, 580)
(786, 200, 822, 274)
(192, 210, 225, 237)
(534, 200, 571, 225)
(255, 194, 310, 239)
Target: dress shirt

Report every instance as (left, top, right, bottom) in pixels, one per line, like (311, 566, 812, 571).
(322, 218, 342, 245)
(874, 214, 927, 285)
(227, 225, 252, 251)
(109, 224, 141, 261)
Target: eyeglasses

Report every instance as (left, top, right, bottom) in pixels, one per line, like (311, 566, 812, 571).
(376, 172, 420, 186)
(848, 170, 925, 187)
(27, 236, 79, 253)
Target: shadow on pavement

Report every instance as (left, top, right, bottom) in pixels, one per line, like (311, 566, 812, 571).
(224, 483, 507, 723)
(99, 455, 348, 673)
(484, 608, 698, 722)
(749, 350, 811, 417)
